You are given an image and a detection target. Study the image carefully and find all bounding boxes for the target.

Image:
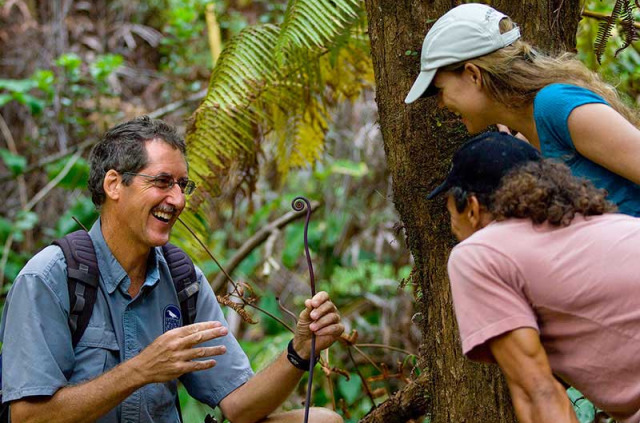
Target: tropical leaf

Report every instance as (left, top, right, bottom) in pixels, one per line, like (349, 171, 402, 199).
(186, 0, 371, 214)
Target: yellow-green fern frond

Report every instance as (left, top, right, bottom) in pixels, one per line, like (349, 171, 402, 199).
(188, 24, 280, 195)
(274, 98, 328, 179)
(187, 0, 369, 210)
(277, 0, 360, 52)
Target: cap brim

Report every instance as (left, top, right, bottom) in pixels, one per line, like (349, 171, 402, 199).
(427, 180, 449, 199)
(404, 68, 437, 104)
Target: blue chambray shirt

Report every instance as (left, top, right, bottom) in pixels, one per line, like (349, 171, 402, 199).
(0, 219, 253, 422)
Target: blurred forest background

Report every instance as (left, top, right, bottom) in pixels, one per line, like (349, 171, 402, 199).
(0, 1, 638, 422)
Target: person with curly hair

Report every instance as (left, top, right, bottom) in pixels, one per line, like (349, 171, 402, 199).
(406, 3, 640, 216)
(429, 132, 640, 423)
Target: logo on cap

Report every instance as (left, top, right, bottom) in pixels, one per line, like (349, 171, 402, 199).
(164, 304, 182, 332)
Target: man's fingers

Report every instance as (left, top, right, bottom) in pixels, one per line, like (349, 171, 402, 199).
(182, 326, 228, 347)
(187, 359, 217, 372)
(182, 321, 223, 335)
(314, 322, 345, 337)
(310, 312, 341, 332)
(304, 291, 331, 309)
(309, 301, 337, 321)
(184, 345, 227, 361)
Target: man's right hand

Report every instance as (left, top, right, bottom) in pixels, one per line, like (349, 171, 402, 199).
(133, 321, 229, 384)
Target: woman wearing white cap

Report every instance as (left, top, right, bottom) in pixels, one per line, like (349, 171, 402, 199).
(405, 3, 640, 217)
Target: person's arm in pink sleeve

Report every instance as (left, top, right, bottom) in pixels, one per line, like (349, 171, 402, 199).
(489, 328, 579, 423)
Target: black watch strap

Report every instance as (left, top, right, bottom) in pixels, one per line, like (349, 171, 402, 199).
(286, 339, 318, 371)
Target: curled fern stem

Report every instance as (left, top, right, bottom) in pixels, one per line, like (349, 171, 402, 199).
(291, 196, 316, 423)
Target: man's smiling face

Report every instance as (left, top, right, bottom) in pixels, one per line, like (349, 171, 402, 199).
(114, 139, 188, 249)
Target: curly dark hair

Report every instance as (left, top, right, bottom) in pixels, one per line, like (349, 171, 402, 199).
(491, 159, 616, 226)
(88, 116, 186, 207)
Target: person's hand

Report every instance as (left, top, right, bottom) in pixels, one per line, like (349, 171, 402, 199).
(132, 321, 229, 384)
(292, 291, 344, 359)
(497, 124, 530, 143)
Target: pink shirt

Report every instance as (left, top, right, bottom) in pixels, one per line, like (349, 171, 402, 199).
(448, 214, 640, 423)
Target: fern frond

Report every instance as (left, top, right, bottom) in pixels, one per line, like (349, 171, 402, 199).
(187, 0, 371, 212)
(615, 0, 639, 57)
(277, 0, 360, 52)
(187, 24, 280, 194)
(274, 98, 327, 178)
(594, 0, 624, 63)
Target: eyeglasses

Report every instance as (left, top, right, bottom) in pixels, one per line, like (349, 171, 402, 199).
(122, 172, 196, 195)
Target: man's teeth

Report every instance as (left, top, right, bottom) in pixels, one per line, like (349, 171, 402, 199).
(152, 211, 172, 221)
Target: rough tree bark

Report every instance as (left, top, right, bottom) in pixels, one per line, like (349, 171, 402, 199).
(361, 1, 582, 422)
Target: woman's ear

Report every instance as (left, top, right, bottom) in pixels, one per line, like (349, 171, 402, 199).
(463, 63, 483, 88)
(103, 170, 122, 202)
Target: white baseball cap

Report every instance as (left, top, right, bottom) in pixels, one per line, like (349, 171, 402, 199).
(404, 3, 520, 104)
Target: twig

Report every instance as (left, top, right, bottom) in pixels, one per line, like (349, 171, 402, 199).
(23, 151, 82, 212)
(210, 200, 320, 290)
(72, 216, 89, 232)
(350, 343, 383, 373)
(178, 216, 296, 333)
(276, 296, 299, 325)
(582, 9, 640, 30)
(243, 300, 295, 334)
(0, 138, 97, 184)
(147, 88, 207, 120)
(354, 344, 415, 356)
(177, 216, 240, 292)
(346, 345, 377, 405)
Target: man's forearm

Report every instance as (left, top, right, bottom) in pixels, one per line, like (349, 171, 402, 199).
(10, 358, 147, 423)
(221, 352, 306, 423)
(510, 379, 579, 423)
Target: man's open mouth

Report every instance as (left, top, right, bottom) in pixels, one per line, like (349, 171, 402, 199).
(152, 209, 173, 223)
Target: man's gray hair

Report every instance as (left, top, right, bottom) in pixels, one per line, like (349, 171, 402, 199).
(88, 116, 187, 207)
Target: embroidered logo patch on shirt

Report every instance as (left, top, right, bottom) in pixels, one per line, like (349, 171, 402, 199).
(164, 304, 182, 332)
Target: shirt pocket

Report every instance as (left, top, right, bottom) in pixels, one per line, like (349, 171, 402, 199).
(144, 381, 180, 420)
(71, 326, 120, 383)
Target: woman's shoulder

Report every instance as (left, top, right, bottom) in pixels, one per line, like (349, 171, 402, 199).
(535, 83, 606, 104)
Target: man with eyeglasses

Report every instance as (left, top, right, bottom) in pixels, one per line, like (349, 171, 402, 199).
(0, 116, 344, 423)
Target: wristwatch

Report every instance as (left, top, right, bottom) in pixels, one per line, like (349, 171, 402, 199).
(286, 339, 319, 371)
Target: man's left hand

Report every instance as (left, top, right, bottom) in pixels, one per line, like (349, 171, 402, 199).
(292, 291, 344, 359)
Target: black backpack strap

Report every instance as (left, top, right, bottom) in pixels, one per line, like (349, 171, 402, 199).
(162, 243, 199, 326)
(52, 230, 99, 348)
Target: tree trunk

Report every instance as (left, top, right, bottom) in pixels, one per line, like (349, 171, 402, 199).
(361, 1, 582, 422)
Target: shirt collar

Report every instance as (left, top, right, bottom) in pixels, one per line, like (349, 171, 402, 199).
(89, 219, 161, 294)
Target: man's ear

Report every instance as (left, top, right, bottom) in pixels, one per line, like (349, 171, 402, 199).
(103, 170, 122, 201)
(466, 195, 484, 229)
(463, 63, 483, 88)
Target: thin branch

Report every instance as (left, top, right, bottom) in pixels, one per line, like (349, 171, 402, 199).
(354, 344, 415, 356)
(359, 372, 431, 423)
(23, 151, 82, 212)
(211, 200, 320, 290)
(346, 345, 377, 405)
(243, 300, 295, 334)
(582, 9, 640, 30)
(177, 216, 240, 292)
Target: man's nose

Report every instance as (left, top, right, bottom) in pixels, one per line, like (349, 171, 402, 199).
(167, 184, 186, 208)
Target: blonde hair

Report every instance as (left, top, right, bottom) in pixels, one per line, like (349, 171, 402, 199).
(445, 18, 639, 126)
